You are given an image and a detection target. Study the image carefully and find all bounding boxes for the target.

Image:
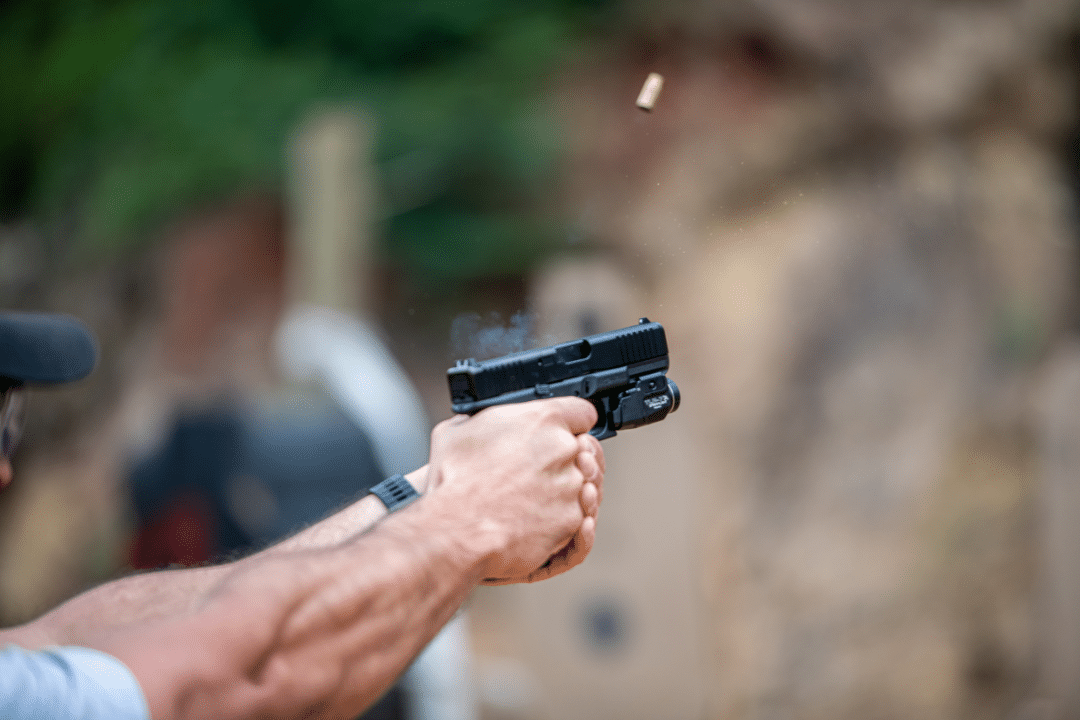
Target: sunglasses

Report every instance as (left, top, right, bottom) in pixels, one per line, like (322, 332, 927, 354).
(1, 382, 25, 460)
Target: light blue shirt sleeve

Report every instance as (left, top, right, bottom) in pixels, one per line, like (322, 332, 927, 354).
(0, 645, 151, 720)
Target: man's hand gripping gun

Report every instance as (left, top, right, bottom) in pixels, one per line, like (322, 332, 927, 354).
(447, 318, 680, 440)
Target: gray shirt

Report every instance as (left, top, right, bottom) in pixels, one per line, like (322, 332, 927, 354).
(0, 645, 150, 719)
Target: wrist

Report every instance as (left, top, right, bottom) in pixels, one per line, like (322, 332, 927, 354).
(385, 496, 505, 585)
(369, 474, 421, 513)
(366, 467, 428, 519)
(404, 465, 429, 495)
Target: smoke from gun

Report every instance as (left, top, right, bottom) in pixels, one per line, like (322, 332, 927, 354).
(450, 311, 550, 360)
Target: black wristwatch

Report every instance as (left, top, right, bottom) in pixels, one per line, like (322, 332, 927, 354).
(368, 474, 421, 513)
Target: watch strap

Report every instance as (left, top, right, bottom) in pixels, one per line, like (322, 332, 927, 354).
(369, 474, 420, 513)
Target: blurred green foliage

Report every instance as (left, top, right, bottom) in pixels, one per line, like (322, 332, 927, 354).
(0, 0, 612, 279)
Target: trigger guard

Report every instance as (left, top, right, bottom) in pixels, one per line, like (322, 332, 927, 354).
(589, 425, 617, 440)
(588, 397, 617, 440)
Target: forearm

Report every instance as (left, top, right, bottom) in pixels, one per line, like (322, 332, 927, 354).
(0, 563, 230, 650)
(3, 469, 426, 650)
(107, 497, 495, 720)
(0, 398, 602, 720)
(269, 468, 419, 552)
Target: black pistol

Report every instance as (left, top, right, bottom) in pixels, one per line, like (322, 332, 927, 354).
(447, 318, 680, 440)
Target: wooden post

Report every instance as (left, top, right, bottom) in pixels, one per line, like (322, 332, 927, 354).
(287, 108, 375, 313)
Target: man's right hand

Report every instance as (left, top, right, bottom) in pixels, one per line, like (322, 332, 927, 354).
(422, 397, 605, 584)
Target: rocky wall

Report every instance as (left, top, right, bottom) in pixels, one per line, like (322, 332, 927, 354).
(511, 1, 1080, 718)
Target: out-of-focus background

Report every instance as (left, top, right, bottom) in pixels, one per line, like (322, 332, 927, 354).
(2, 0, 1080, 718)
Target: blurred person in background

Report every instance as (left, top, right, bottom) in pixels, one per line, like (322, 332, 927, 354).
(0, 310, 606, 720)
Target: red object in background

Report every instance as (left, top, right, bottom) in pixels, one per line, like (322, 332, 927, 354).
(130, 492, 216, 569)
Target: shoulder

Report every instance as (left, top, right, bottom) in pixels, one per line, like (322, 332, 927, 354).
(0, 644, 151, 720)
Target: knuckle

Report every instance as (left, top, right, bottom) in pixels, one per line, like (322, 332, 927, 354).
(537, 404, 561, 426)
(432, 416, 458, 437)
(581, 480, 598, 502)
